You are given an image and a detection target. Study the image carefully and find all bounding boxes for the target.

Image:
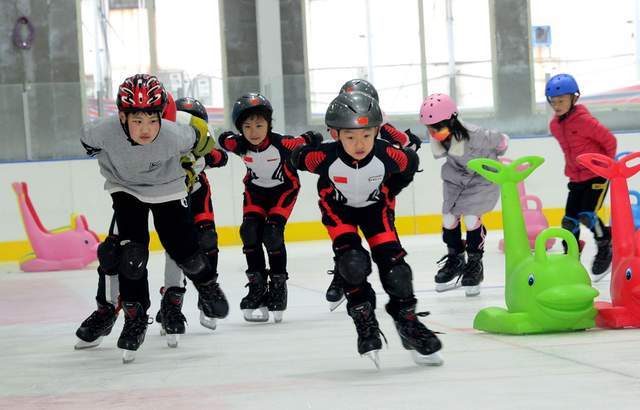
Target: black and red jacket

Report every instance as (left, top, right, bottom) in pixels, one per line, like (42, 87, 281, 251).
(292, 139, 419, 208)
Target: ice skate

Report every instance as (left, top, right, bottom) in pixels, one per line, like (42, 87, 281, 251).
(156, 287, 187, 347)
(434, 249, 465, 292)
(326, 268, 345, 311)
(194, 278, 229, 330)
(240, 271, 269, 322)
(267, 272, 287, 323)
(348, 302, 386, 369)
(393, 306, 443, 366)
(117, 302, 149, 364)
(75, 302, 118, 350)
(592, 235, 612, 283)
(461, 252, 484, 297)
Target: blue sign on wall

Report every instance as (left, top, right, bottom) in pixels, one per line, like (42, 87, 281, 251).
(532, 25, 552, 47)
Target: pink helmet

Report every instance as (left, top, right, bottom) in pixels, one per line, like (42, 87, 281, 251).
(419, 93, 458, 125)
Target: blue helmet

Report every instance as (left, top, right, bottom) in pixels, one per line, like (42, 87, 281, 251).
(545, 74, 580, 98)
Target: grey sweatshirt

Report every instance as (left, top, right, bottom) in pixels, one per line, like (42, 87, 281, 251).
(81, 116, 196, 203)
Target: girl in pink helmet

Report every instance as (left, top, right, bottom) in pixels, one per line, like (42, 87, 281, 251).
(419, 93, 509, 296)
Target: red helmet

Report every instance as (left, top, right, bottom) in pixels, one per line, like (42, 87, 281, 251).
(162, 92, 177, 121)
(117, 74, 168, 113)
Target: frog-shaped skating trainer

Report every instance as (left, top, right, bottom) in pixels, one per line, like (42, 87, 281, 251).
(467, 156, 599, 334)
(578, 152, 640, 328)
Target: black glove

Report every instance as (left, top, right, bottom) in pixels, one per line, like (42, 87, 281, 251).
(218, 130, 248, 154)
(405, 129, 422, 152)
(300, 130, 323, 147)
(204, 149, 228, 168)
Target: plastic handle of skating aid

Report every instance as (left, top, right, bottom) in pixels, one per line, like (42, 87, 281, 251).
(534, 228, 579, 263)
(522, 194, 543, 211)
(577, 153, 615, 179)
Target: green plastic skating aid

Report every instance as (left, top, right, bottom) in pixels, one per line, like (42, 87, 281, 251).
(467, 156, 599, 334)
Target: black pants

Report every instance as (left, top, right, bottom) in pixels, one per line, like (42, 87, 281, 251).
(564, 177, 610, 242)
(111, 191, 205, 309)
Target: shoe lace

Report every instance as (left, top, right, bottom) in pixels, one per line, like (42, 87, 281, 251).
(163, 300, 187, 325)
(353, 310, 389, 346)
(400, 310, 443, 336)
(82, 307, 114, 328)
(122, 314, 151, 337)
(437, 254, 460, 270)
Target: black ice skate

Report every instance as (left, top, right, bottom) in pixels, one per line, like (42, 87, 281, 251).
(267, 272, 287, 323)
(461, 252, 484, 297)
(117, 302, 149, 364)
(240, 271, 269, 322)
(592, 236, 612, 282)
(348, 302, 386, 369)
(434, 249, 466, 292)
(193, 279, 229, 331)
(393, 306, 443, 366)
(156, 287, 187, 348)
(75, 302, 118, 349)
(326, 268, 345, 311)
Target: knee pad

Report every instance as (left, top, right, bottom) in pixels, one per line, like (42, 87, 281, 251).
(119, 241, 148, 280)
(177, 252, 212, 282)
(262, 222, 284, 253)
(196, 222, 218, 255)
(380, 263, 414, 299)
(561, 215, 580, 234)
(97, 235, 120, 275)
(442, 213, 460, 229)
(578, 211, 597, 229)
(338, 249, 372, 285)
(240, 218, 261, 249)
(463, 215, 481, 230)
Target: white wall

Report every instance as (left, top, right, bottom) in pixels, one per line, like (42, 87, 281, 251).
(1, 133, 638, 243)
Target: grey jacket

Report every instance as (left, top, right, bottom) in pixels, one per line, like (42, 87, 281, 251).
(430, 121, 508, 215)
(81, 116, 196, 203)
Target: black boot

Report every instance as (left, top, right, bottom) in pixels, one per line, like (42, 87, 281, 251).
(461, 252, 484, 297)
(326, 267, 344, 303)
(75, 301, 118, 349)
(267, 272, 288, 323)
(117, 302, 149, 352)
(240, 271, 269, 322)
(592, 235, 612, 281)
(434, 248, 465, 292)
(348, 302, 383, 356)
(393, 305, 443, 366)
(194, 278, 229, 330)
(156, 287, 187, 336)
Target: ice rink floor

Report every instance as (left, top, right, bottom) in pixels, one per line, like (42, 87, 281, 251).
(1, 231, 640, 409)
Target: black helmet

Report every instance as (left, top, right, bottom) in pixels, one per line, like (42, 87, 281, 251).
(339, 79, 379, 101)
(175, 97, 208, 122)
(325, 91, 382, 130)
(231, 92, 273, 130)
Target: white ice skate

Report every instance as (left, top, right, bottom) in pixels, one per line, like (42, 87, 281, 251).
(271, 310, 284, 323)
(410, 350, 443, 366)
(242, 307, 269, 323)
(122, 349, 136, 364)
(166, 334, 179, 348)
(74, 337, 103, 350)
(362, 350, 381, 370)
(463, 285, 481, 297)
(199, 311, 218, 330)
(435, 280, 462, 293)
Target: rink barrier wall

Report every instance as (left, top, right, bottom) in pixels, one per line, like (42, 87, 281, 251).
(1, 207, 604, 261)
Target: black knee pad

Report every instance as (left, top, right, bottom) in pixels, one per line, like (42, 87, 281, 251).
(119, 241, 148, 280)
(178, 252, 212, 283)
(338, 249, 372, 285)
(240, 218, 261, 249)
(262, 222, 284, 253)
(97, 235, 120, 275)
(381, 263, 414, 299)
(197, 222, 218, 255)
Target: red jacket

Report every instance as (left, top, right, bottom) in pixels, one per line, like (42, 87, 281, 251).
(549, 104, 617, 182)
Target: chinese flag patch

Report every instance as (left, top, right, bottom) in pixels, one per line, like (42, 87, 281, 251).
(333, 176, 348, 184)
(244, 156, 254, 163)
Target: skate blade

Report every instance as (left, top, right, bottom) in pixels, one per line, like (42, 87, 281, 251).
(591, 267, 611, 283)
(272, 310, 284, 323)
(200, 311, 218, 330)
(411, 350, 443, 366)
(464, 285, 481, 297)
(160, 327, 166, 336)
(329, 296, 346, 312)
(167, 334, 179, 348)
(435, 282, 461, 293)
(242, 307, 269, 323)
(362, 350, 381, 370)
(74, 336, 103, 350)
(122, 349, 136, 364)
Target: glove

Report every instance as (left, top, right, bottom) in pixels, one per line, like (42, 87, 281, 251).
(405, 129, 422, 152)
(180, 153, 198, 192)
(218, 130, 249, 154)
(205, 148, 228, 168)
(190, 116, 215, 157)
(300, 130, 323, 147)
